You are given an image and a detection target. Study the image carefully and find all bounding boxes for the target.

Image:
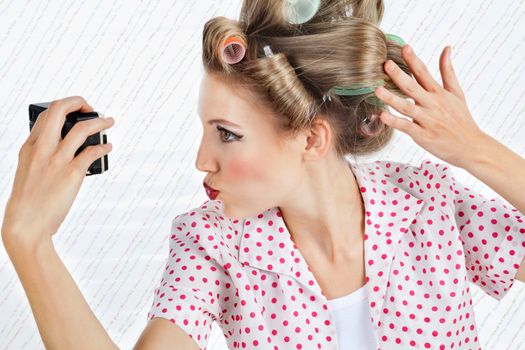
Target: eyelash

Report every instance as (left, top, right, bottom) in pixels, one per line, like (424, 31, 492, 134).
(217, 126, 242, 143)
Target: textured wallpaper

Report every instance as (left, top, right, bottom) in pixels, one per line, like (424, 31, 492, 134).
(0, 0, 524, 349)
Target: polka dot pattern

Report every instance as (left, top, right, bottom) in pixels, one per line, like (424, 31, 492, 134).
(148, 158, 525, 349)
(425, 160, 525, 301)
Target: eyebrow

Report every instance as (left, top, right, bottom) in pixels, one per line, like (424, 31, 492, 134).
(207, 118, 241, 128)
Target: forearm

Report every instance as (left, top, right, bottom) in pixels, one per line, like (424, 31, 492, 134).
(464, 132, 525, 215)
(2, 233, 119, 350)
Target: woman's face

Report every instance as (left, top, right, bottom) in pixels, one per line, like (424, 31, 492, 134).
(195, 72, 306, 220)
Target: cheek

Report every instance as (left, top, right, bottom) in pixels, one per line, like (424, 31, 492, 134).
(227, 158, 269, 183)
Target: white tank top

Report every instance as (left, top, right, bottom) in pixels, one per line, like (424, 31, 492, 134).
(326, 284, 378, 349)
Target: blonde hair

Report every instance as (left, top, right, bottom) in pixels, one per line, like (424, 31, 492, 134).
(202, 0, 412, 158)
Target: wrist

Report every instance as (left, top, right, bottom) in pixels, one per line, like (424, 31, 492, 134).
(2, 230, 54, 261)
(463, 131, 498, 171)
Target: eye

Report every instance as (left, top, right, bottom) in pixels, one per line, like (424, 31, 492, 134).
(217, 126, 242, 143)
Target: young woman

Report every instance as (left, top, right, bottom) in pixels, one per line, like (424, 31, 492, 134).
(3, 0, 525, 349)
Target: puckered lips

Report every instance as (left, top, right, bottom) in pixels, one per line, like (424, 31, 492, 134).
(203, 181, 220, 200)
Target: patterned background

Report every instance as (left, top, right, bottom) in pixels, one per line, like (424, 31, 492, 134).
(0, 0, 524, 349)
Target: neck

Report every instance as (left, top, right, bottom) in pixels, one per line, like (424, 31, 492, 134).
(278, 157, 365, 264)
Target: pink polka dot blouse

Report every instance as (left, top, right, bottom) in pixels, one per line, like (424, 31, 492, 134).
(147, 159, 525, 349)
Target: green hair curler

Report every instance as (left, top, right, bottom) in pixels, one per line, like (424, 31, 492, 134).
(284, 0, 321, 25)
(385, 33, 406, 46)
(325, 33, 406, 108)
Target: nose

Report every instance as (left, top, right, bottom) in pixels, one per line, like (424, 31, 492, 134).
(194, 137, 217, 173)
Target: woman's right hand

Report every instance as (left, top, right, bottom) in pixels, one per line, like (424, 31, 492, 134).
(1, 96, 115, 248)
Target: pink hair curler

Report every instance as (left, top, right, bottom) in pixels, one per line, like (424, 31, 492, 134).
(222, 35, 247, 64)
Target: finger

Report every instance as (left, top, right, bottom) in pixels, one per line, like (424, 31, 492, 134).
(37, 96, 94, 149)
(382, 57, 434, 107)
(69, 142, 113, 176)
(56, 116, 115, 163)
(439, 46, 466, 102)
(26, 109, 49, 146)
(374, 85, 426, 123)
(379, 111, 423, 138)
(402, 45, 443, 94)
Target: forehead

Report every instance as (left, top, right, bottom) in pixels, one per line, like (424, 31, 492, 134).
(197, 73, 262, 126)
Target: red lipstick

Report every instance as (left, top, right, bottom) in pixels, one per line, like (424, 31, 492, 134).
(203, 181, 220, 200)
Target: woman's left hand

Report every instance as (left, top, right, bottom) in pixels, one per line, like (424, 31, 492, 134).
(373, 44, 489, 169)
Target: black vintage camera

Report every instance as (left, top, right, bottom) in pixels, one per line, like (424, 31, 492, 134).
(28, 102, 109, 176)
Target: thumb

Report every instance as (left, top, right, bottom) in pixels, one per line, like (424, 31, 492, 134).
(440, 46, 466, 102)
(71, 143, 112, 174)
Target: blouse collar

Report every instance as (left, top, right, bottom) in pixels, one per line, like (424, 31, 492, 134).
(236, 159, 426, 334)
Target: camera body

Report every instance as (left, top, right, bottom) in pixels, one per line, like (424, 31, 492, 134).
(28, 102, 109, 176)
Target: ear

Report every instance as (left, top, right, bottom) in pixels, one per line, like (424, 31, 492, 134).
(303, 118, 332, 161)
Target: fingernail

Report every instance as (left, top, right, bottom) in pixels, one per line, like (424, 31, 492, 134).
(405, 45, 412, 54)
(107, 117, 115, 123)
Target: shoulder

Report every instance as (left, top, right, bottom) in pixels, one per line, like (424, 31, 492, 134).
(170, 199, 241, 258)
(353, 158, 453, 182)
(171, 200, 227, 235)
(354, 158, 451, 177)
(352, 158, 456, 200)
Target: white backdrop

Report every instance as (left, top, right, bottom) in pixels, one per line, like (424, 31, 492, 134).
(0, 0, 524, 349)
